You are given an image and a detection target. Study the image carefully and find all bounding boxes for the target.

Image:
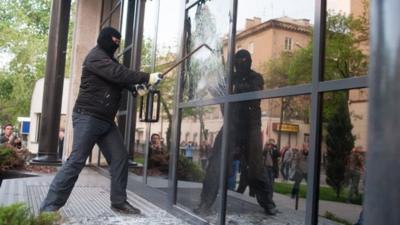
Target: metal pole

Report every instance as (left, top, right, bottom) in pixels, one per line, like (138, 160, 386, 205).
(168, 0, 187, 207)
(34, 0, 71, 164)
(125, 0, 145, 164)
(217, 0, 237, 224)
(365, 0, 400, 224)
(305, 0, 326, 224)
(142, 0, 160, 184)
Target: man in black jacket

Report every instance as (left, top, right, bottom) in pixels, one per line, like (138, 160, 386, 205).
(40, 27, 162, 214)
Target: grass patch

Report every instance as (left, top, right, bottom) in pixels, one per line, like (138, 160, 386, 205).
(273, 182, 362, 205)
(0, 203, 60, 225)
(132, 152, 145, 165)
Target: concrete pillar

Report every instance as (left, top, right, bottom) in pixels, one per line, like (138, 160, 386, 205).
(63, 0, 103, 161)
(365, 0, 400, 224)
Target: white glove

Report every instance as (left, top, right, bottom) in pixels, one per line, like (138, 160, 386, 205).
(149, 72, 162, 86)
(135, 84, 148, 96)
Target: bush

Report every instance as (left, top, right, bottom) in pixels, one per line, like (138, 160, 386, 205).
(0, 146, 20, 172)
(0, 203, 60, 225)
(177, 155, 205, 182)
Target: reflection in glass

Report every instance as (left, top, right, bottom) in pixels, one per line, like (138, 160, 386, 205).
(318, 88, 368, 224)
(324, 0, 369, 80)
(183, 0, 229, 102)
(232, 0, 314, 89)
(176, 105, 223, 224)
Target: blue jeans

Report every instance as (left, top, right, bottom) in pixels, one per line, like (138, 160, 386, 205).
(40, 112, 129, 210)
(227, 160, 240, 190)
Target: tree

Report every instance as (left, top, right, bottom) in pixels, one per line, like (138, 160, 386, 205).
(0, 0, 75, 125)
(0, 0, 51, 124)
(324, 92, 355, 197)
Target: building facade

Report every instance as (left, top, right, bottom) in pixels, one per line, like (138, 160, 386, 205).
(61, 0, 373, 224)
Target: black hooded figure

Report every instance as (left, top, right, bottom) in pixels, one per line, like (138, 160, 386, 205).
(196, 49, 277, 215)
(97, 27, 121, 57)
(39, 27, 153, 215)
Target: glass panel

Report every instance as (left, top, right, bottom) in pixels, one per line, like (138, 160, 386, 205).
(140, 0, 158, 72)
(182, 0, 230, 102)
(110, 5, 122, 33)
(118, 0, 130, 56)
(324, 0, 369, 80)
(234, 0, 314, 90)
(318, 88, 367, 224)
(217, 96, 310, 224)
(101, 0, 112, 26)
(129, 0, 182, 190)
(176, 105, 223, 224)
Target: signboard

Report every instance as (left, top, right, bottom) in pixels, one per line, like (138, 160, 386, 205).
(272, 122, 299, 133)
(21, 121, 30, 134)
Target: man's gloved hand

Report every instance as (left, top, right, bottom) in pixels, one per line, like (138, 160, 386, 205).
(135, 84, 148, 96)
(149, 72, 163, 86)
(128, 84, 148, 96)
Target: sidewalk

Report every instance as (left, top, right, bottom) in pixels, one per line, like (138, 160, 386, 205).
(0, 168, 190, 225)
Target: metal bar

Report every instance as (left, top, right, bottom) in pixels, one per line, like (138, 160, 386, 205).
(151, 0, 160, 71)
(34, 0, 71, 163)
(100, 0, 122, 27)
(305, 0, 326, 224)
(121, 0, 135, 158)
(115, 40, 133, 59)
(365, 0, 400, 224)
(143, 123, 151, 183)
(125, 0, 145, 165)
(118, 0, 125, 31)
(178, 83, 313, 108)
(168, 0, 187, 207)
(318, 76, 368, 92)
(217, 0, 237, 224)
(160, 43, 214, 78)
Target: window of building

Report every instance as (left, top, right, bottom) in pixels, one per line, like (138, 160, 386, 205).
(284, 37, 292, 51)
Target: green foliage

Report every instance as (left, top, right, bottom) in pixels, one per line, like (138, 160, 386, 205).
(0, 0, 51, 124)
(0, 145, 19, 171)
(0, 146, 13, 163)
(0, 203, 60, 225)
(273, 181, 362, 205)
(177, 155, 205, 182)
(0, 0, 75, 124)
(324, 92, 355, 198)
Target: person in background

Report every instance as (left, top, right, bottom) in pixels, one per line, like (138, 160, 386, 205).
(291, 144, 309, 198)
(347, 146, 365, 203)
(185, 142, 193, 161)
(280, 145, 293, 181)
(148, 133, 168, 173)
(58, 128, 65, 159)
(199, 140, 211, 171)
(40, 27, 163, 214)
(0, 123, 21, 148)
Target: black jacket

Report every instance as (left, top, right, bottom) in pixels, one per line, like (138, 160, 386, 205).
(74, 46, 149, 122)
(232, 70, 264, 127)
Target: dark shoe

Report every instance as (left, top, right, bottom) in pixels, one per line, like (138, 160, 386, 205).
(264, 207, 278, 215)
(111, 201, 141, 214)
(39, 204, 60, 213)
(194, 204, 212, 216)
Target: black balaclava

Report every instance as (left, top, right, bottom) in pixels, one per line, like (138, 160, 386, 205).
(97, 27, 121, 56)
(234, 49, 252, 74)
